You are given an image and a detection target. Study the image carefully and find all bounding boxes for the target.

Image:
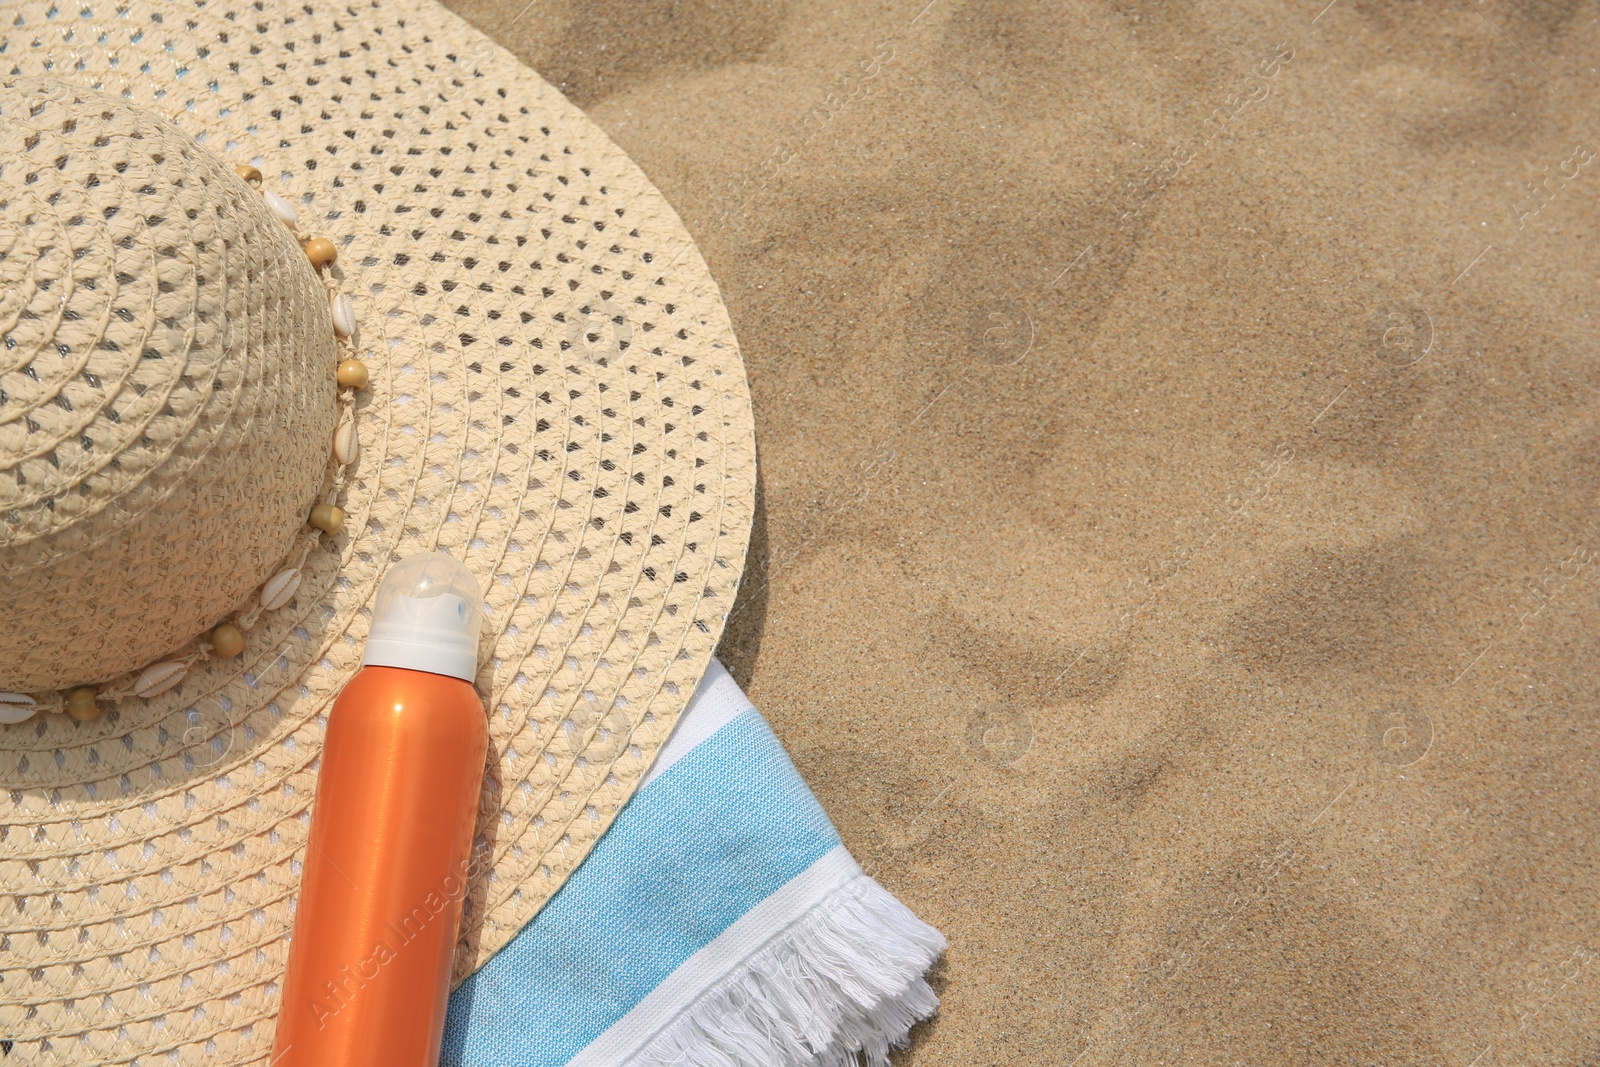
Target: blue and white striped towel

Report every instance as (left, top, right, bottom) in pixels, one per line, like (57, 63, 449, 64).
(439, 659, 945, 1067)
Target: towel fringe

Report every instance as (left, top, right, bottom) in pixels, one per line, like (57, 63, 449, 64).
(634, 874, 946, 1067)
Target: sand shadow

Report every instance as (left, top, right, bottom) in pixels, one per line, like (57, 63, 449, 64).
(715, 463, 769, 689)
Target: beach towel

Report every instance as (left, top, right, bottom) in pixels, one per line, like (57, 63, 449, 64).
(439, 659, 946, 1066)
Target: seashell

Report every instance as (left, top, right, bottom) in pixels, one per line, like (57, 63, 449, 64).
(333, 419, 359, 466)
(134, 661, 188, 699)
(330, 292, 357, 340)
(0, 691, 38, 725)
(261, 567, 303, 611)
(263, 189, 299, 226)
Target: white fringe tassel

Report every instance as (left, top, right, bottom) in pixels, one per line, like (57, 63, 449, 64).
(635, 874, 946, 1067)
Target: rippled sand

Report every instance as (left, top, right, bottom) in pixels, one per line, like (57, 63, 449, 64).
(443, 1, 1600, 1061)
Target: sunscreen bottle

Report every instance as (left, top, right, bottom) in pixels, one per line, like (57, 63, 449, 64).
(271, 552, 489, 1067)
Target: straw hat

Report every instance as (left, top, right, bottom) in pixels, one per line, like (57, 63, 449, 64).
(0, 0, 755, 1061)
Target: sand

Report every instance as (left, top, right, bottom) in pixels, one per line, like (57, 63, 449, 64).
(439, 0, 1600, 1062)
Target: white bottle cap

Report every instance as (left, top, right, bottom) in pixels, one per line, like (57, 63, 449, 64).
(361, 552, 483, 681)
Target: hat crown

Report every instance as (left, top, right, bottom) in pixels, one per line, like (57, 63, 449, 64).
(0, 78, 337, 692)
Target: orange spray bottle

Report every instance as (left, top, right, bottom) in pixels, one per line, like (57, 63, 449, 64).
(271, 552, 489, 1067)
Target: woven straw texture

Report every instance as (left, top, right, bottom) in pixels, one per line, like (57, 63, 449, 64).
(0, 1, 757, 1063)
(0, 80, 339, 692)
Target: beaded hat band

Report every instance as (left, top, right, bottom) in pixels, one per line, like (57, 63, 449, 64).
(0, 102, 369, 720)
(0, 2, 756, 1064)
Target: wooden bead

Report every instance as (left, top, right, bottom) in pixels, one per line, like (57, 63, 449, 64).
(302, 237, 338, 270)
(336, 358, 370, 390)
(211, 622, 246, 658)
(234, 164, 263, 186)
(310, 503, 345, 536)
(66, 687, 101, 721)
